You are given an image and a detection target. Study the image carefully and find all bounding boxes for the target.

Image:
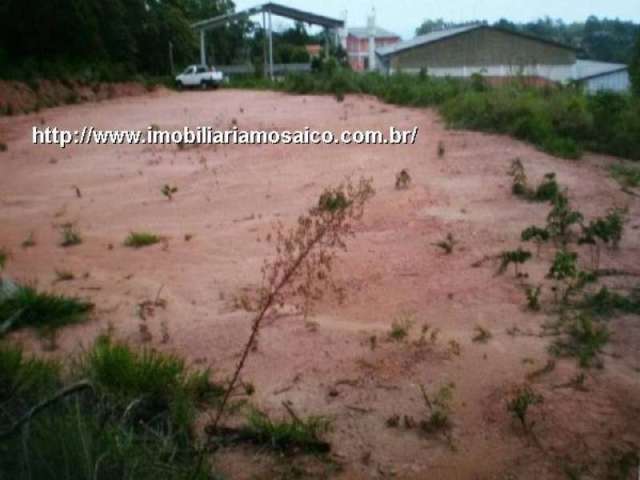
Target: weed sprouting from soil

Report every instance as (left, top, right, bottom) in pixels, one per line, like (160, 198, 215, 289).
(472, 325, 492, 343)
(498, 248, 532, 276)
(506, 384, 543, 433)
(525, 285, 543, 311)
(434, 233, 457, 254)
(0, 248, 7, 270)
(546, 192, 584, 246)
(59, 223, 82, 247)
(550, 314, 610, 368)
(389, 313, 414, 341)
(21, 232, 36, 249)
(521, 226, 550, 256)
(209, 177, 374, 431)
(418, 382, 455, 435)
(54, 269, 74, 282)
(395, 169, 411, 190)
(161, 184, 178, 200)
(235, 407, 332, 453)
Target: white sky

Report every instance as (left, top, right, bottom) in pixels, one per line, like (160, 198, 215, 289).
(232, 0, 640, 39)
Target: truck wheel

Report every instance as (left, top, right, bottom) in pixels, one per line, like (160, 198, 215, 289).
(200, 80, 209, 90)
(176, 80, 183, 90)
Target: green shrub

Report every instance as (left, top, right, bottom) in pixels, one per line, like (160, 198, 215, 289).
(533, 173, 560, 201)
(546, 193, 583, 245)
(610, 164, 640, 188)
(230, 69, 640, 161)
(550, 314, 609, 367)
(579, 286, 640, 318)
(498, 248, 532, 276)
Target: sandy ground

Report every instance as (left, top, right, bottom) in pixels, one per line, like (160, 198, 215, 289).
(1, 89, 639, 479)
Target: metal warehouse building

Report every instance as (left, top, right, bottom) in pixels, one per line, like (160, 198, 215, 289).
(376, 25, 630, 93)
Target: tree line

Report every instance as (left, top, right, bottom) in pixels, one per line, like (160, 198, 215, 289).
(0, 0, 243, 79)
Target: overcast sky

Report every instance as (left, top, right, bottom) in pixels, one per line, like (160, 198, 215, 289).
(233, 0, 640, 39)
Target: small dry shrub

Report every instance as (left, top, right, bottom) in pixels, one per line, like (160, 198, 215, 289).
(395, 169, 411, 190)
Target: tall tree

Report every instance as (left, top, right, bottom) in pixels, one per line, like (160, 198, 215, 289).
(631, 32, 640, 96)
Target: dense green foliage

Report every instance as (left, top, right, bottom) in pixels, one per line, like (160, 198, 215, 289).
(230, 70, 640, 161)
(0, 0, 238, 79)
(0, 338, 220, 480)
(417, 17, 640, 64)
(631, 32, 640, 96)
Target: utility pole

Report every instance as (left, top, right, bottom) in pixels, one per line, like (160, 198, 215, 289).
(168, 41, 175, 75)
(200, 29, 206, 66)
(262, 11, 267, 77)
(268, 8, 274, 80)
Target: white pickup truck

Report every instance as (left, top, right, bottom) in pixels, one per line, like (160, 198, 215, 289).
(175, 65, 224, 89)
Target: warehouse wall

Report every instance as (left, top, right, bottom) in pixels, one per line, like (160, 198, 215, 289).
(389, 27, 575, 71)
(583, 70, 630, 93)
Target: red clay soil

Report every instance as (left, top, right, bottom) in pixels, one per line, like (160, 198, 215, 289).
(0, 79, 155, 115)
(1, 89, 639, 479)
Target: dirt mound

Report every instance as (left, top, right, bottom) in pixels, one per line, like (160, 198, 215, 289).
(0, 79, 162, 116)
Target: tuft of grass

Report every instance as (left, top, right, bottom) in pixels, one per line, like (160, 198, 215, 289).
(124, 232, 161, 248)
(241, 408, 332, 453)
(472, 325, 492, 343)
(0, 248, 7, 270)
(0, 284, 93, 335)
(525, 285, 542, 311)
(80, 336, 222, 437)
(418, 382, 455, 434)
(59, 224, 82, 247)
(54, 269, 75, 282)
(389, 314, 414, 341)
(610, 164, 640, 188)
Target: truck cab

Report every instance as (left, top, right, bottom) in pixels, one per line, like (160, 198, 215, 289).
(176, 65, 224, 89)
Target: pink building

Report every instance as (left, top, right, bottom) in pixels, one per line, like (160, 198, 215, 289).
(346, 27, 400, 71)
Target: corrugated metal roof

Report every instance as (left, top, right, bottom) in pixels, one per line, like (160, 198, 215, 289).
(348, 26, 400, 39)
(376, 24, 577, 57)
(376, 25, 480, 56)
(573, 60, 628, 81)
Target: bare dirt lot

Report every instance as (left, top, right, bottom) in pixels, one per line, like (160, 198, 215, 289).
(1, 89, 639, 479)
